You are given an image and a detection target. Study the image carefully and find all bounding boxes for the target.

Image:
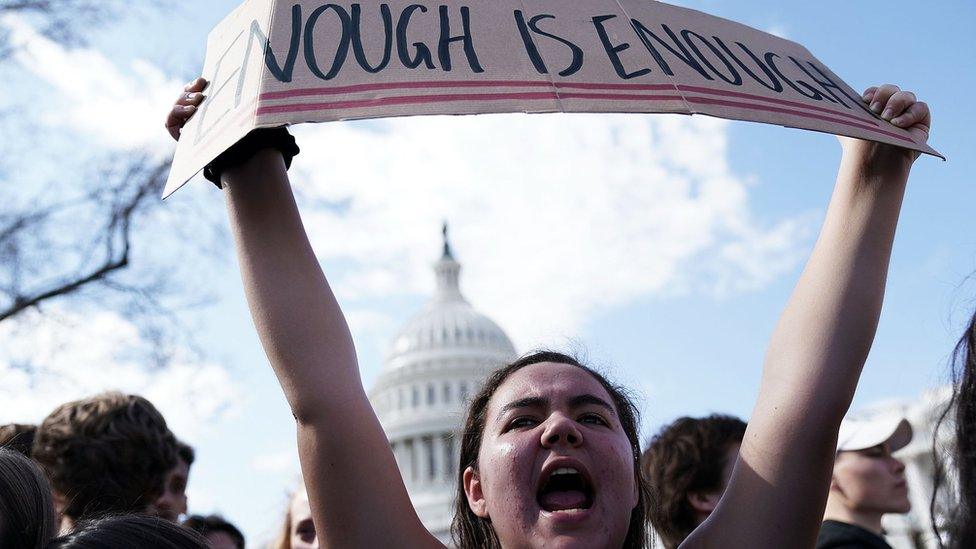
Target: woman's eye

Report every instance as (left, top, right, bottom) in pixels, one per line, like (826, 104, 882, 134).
(295, 524, 316, 541)
(508, 416, 538, 430)
(579, 414, 608, 426)
(861, 445, 887, 458)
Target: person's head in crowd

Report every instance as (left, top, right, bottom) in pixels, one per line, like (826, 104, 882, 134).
(150, 441, 194, 522)
(933, 309, 976, 549)
(0, 423, 37, 458)
(0, 448, 57, 549)
(641, 414, 747, 548)
(32, 392, 178, 528)
(182, 514, 244, 549)
(818, 416, 912, 546)
(274, 484, 317, 549)
(46, 514, 207, 548)
(451, 351, 649, 549)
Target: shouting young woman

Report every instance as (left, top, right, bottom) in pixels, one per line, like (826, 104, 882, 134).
(166, 80, 930, 548)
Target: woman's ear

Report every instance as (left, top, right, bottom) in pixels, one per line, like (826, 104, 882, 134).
(829, 473, 844, 495)
(463, 466, 489, 518)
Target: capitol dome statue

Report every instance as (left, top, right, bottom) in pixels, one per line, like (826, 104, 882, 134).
(368, 225, 517, 543)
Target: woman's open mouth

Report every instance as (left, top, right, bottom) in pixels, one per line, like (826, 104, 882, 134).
(537, 466, 594, 512)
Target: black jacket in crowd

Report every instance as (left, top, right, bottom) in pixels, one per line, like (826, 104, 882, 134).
(816, 520, 894, 549)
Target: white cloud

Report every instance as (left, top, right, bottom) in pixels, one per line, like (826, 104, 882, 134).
(250, 447, 300, 475)
(1, 14, 181, 153)
(290, 112, 813, 350)
(0, 307, 240, 439)
(345, 308, 398, 358)
(346, 309, 397, 335)
(708, 212, 817, 296)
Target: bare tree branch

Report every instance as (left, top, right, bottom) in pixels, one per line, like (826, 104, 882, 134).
(0, 0, 211, 376)
(0, 158, 169, 322)
(0, 189, 102, 246)
(1, 252, 128, 321)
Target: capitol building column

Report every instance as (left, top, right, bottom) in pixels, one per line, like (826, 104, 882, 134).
(442, 432, 455, 482)
(410, 436, 422, 485)
(432, 433, 446, 486)
(368, 225, 517, 545)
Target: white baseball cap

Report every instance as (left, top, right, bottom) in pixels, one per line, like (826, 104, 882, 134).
(836, 416, 913, 453)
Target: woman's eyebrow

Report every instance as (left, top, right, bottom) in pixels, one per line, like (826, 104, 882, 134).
(569, 394, 615, 413)
(496, 396, 547, 420)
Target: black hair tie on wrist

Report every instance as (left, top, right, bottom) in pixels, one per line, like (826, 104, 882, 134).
(203, 127, 300, 187)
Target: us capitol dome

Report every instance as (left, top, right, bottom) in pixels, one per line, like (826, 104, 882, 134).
(367, 225, 517, 543)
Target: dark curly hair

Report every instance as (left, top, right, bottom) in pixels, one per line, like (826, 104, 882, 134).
(182, 514, 245, 549)
(32, 392, 178, 520)
(641, 414, 747, 548)
(177, 441, 195, 467)
(451, 350, 650, 549)
(933, 310, 976, 548)
(0, 423, 37, 458)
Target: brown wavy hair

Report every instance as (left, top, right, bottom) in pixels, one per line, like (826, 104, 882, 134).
(0, 424, 37, 458)
(451, 351, 650, 549)
(641, 414, 746, 548)
(933, 310, 976, 548)
(32, 392, 178, 520)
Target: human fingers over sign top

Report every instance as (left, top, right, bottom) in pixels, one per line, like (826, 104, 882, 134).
(165, 78, 208, 141)
(862, 84, 931, 141)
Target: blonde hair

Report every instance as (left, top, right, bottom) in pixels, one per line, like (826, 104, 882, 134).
(271, 477, 305, 549)
(272, 501, 292, 549)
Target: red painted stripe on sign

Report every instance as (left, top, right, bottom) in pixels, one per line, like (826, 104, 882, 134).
(684, 95, 913, 143)
(260, 80, 885, 130)
(558, 92, 683, 102)
(677, 84, 871, 125)
(255, 91, 684, 115)
(259, 80, 680, 101)
(556, 82, 677, 92)
(255, 89, 913, 144)
(261, 80, 550, 100)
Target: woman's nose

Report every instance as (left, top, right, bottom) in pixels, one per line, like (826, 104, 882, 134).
(541, 415, 583, 448)
(891, 457, 906, 474)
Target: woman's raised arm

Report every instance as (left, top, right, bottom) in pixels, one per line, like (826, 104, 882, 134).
(684, 85, 931, 548)
(167, 79, 441, 549)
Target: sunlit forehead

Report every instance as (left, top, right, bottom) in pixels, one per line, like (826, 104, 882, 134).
(491, 362, 619, 421)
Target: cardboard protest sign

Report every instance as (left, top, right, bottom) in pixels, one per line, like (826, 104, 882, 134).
(165, 0, 942, 198)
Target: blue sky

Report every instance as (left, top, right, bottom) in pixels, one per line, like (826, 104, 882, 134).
(1, 0, 974, 543)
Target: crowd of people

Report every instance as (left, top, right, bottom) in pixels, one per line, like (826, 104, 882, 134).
(0, 79, 973, 549)
(1, 372, 971, 548)
(641, 413, 931, 549)
(0, 393, 249, 548)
